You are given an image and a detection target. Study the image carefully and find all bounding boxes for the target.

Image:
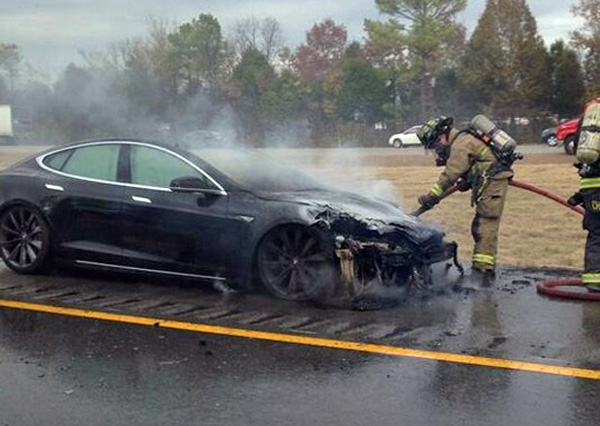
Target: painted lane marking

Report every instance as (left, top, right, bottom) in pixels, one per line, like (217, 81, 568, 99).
(1, 298, 599, 381)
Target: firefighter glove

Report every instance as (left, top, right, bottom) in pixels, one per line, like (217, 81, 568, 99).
(567, 191, 584, 207)
(418, 193, 441, 209)
(456, 179, 471, 192)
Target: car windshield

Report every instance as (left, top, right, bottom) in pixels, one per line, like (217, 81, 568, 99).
(193, 148, 328, 192)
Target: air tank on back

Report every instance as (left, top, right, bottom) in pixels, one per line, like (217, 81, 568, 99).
(470, 114, 518, 160)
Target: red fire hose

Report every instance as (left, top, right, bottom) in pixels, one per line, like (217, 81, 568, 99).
(416, 179, 599, 301)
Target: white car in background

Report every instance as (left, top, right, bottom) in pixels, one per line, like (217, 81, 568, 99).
(388, 125, 422, 148)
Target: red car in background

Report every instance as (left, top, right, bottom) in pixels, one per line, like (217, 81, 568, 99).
(556, 117, 580, 155)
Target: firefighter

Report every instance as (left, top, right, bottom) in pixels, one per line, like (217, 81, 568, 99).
(416, 116, 514, 286)
(567, 97, 600, 291)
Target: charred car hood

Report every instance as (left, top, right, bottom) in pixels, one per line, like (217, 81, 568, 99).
(257, 189, 446, 249)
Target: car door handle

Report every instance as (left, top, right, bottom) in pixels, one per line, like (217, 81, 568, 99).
(131, 196, 152, 204)
(45, 184, 64, 191)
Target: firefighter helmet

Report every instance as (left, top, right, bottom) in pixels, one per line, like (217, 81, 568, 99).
(417, 116, 454, 149)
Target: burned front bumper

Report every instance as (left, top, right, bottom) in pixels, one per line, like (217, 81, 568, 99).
(334, 236, 463, 287)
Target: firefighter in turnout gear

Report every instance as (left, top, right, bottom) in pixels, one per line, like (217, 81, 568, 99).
(567, 97, 600, 291)
(416, 116, 514, 286)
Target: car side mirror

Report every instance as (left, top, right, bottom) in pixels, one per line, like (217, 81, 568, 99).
(169, 176, 209, 193)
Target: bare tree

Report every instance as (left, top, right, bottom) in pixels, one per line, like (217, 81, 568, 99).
(231, 17, 284, 62)
(260, 17, 284, 62)
(0, 43, 22, 93)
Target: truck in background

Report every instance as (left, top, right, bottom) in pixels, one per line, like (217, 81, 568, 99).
(0, 105, 15, 145)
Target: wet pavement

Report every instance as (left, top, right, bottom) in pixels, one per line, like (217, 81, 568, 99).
(1, 264, 600, 425)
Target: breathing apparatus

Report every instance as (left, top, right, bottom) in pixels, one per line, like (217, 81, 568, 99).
(577, 97, 600, 165)
(434, 143, 450, 167)
(468, 115, 523, 166)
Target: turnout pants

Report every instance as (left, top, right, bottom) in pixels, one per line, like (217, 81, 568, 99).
(471, 178, 509, 271)
(582, 188, 600, 289)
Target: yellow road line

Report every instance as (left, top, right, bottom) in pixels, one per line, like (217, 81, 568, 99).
(1, 298, 599, 381)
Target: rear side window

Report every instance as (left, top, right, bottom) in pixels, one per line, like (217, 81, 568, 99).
(43, 151, 71, 170)
(46, 145, 120, 182)
(130, 145, 212, 189)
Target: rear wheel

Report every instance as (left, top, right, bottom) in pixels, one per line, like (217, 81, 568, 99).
(257, 225, 338, 301)
(392, 139, 403, 148)
(564, 135, 577, 155)
(546, 135, 558, 147)
(0, 205, 50, 274)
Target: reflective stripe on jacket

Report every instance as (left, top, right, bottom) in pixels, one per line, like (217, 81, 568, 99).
(581, 177, 600, 190)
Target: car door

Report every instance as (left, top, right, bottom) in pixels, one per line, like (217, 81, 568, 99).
(119, 143, 239, 280)
(405, 126, 422, 145)
(37, 142, 125, 264)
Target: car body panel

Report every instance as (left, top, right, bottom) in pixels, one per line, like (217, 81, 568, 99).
(556, 118, 579, 141)
(388, 126, 422, 147)
(0, 139, 458, 295)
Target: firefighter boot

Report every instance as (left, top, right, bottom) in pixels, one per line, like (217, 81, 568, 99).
(471, 267, 495, 288)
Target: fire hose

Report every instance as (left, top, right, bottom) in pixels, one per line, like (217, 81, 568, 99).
(413, 179, 600, 301)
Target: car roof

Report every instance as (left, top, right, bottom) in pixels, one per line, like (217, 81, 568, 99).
(26, 138, 238, 191)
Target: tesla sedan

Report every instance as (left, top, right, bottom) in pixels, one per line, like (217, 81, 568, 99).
(0, 139, 458, 304)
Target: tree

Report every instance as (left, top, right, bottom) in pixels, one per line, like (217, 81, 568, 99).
(549, 40, 585, 118)
(231, 17, 284, 63)
(363, 19, 410, 125)
(168, 14, 229, 92)
(231, 48, 277, 144)
(373, 0, 467, 120)
(0, 43, 22, 94)
(571, 0, 600, 95)
(459, 0, 548, 119)
(336, 42, 390, 124)
(292, 19, 348, 80)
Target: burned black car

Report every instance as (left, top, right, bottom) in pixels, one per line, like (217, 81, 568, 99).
(0, 139, 459, 304)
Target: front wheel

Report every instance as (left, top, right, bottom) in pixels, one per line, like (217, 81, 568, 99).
(392, 139, 403, 148)
(0, 205, 51, 274)
(257, 225, 338, 301)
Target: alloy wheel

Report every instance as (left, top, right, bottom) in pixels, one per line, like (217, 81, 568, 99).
(0, 206, 48, 272)
(257, 226, 336, 301)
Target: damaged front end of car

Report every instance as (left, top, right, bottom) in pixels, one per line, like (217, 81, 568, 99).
(310, 205, 463, 306)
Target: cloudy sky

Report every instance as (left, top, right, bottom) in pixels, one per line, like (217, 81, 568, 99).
(1, 0, 581, 77)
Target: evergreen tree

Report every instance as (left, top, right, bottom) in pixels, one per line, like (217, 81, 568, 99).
(571, 0, 600, 96)
(231, 48, 277, 145)
(373, 0, 467, 120)
(549, 40, 585, 118)
(336, 42, 390, 124)
(459, 0, 548, 119)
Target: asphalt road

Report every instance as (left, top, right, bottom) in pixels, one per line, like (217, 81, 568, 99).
(1, 264, 600, 425)
(0, 143, 596, 425)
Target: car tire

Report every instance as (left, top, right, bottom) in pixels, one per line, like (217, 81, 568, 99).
(564, 135, 577, 155)
(546, 135, 558, 147)
(256, 225, 338, 301)
(0, 204, 51, 274)
(392, 139, 403, 148)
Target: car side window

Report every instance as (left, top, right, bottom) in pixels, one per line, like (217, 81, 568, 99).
(50, 145, 120, 182)
(130, 145, 213, 189)
(43, 151, 71, 171)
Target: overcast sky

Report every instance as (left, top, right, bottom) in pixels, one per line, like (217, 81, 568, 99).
(1, 0, 581, 78)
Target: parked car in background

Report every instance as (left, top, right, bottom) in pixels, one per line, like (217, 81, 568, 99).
(540, 126, 558, 146)
(556, 118, 580, 155)
(388, 125, 422, 148)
